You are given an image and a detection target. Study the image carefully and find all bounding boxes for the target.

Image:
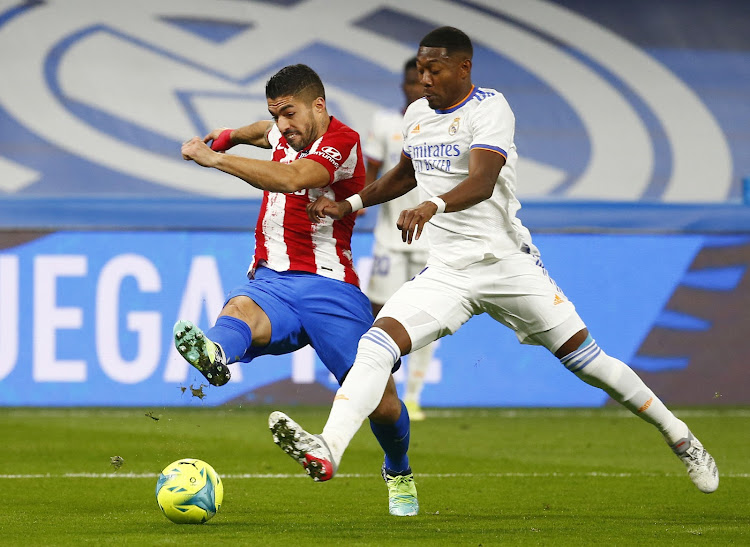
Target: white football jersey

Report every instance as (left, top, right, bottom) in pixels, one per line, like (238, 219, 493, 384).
(402, 86, 535, 269)
(364, 109, 427, 253)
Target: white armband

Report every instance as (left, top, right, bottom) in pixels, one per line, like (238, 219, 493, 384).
(345, 193, 364, 213)
(428, 196, 447, 214)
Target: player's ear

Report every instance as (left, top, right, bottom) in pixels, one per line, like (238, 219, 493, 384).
(313, 96, 326, 113)
(458, 57, 472, 79)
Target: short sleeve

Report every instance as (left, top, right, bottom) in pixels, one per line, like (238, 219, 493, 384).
(469, 93, 515, 159)
(305, 129, 359, 183)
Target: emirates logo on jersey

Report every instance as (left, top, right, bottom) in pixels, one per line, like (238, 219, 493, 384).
(449, 117, 461, 136)
(320, 146, 342, 161)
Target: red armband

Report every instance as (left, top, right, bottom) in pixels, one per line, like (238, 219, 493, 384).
(210, 129, 234, 152)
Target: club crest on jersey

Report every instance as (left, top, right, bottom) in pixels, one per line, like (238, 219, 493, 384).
(449, 117, 461, 136)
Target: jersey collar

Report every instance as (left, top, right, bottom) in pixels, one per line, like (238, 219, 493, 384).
(435, 85, 476, 114)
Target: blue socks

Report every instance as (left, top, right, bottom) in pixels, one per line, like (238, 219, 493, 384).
(206, 316, 253, 363)
(370, 400, 411, 473)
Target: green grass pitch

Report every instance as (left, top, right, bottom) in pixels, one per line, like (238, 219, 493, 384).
(2, 406, 748, 545)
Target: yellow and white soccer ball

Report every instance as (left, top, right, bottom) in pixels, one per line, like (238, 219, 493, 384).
(155, 458, 224, 524)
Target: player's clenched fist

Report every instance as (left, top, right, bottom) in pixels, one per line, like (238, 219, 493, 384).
(307, 196, 352, 222)
(181, 137, 218, 167)
(204, 128, 235, 152)
(397, 201, 438, 244)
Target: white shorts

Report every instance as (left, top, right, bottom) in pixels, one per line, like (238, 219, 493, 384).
(366, 241, 429, 305)
(377, 251, 586, 354)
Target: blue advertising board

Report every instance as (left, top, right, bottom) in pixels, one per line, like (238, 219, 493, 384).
(2, 231, 746, 407)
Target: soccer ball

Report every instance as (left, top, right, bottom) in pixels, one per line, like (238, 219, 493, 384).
(155, 458, 224, 524)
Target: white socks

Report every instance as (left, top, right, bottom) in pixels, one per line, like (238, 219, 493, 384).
(404, 343, 434, 403)
(321, 328, 401, 464)
(561, 338, 689, 444)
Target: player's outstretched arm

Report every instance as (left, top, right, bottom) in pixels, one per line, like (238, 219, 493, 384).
(306, 153, 417, 222)
(396, 149, 506, 244)
(182, 137, 330, 193)
(203, 121, 275, 152)
(360, 153, 417, 206)
(438, 148, 505, 211)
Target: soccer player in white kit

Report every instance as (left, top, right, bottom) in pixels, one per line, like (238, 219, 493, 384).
(364, 56, 435, 421)
(269, 28, 719, 500)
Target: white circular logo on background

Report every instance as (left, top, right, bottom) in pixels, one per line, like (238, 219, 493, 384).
(0, 0, 731, 201)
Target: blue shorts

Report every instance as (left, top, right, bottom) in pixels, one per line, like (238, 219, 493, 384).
(225, 267, 385, 384)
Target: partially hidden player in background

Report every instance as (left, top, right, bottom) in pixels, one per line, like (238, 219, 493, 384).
(268, 28, 719, 498)
(363, 56, 435, 421)
(178, 64, 418, 517)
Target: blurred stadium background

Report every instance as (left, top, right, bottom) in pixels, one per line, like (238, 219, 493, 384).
(1, 0, 749, 408)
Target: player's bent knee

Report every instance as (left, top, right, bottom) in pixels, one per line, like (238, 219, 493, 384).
(554, 328, 589, 359)
(373, 316, 413, 354)
(220, 296, 271, 344)
(368, 399, 401, 424)
(525, 313, 587, 355)
(369, 392, 402, 424)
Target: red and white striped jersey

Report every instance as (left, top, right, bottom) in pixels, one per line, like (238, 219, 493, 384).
(250, 116, 365, 286)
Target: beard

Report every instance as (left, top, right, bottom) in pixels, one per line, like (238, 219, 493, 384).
(284, 115, 318, 151)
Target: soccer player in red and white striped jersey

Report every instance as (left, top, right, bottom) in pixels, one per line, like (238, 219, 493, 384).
(177, 64, 416, 515)
(252, 115, 363, 286)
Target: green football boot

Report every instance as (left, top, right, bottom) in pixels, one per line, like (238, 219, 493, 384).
(382, 464, 419, 516)
(173, 320, 230, 387)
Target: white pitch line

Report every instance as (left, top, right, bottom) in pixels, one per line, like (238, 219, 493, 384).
(424, 409, 750, 419)
(2, 472, 749, 479)
(4, 408, 750, 419)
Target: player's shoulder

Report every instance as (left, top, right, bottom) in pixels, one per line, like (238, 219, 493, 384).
(475, 86, 501, 99)
(471, 87, 511, 111)
(464, 88, 514, 125)
(403, 98, 431, 122)
(469, 87, 508, 108)
(406, 97, 431, 115)
(324, 117, 361, 143)
(328, 116, 358, 136)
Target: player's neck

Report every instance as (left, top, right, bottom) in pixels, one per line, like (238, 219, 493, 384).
(314, 113, 332, 141)
(448, 83, 474, 106)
